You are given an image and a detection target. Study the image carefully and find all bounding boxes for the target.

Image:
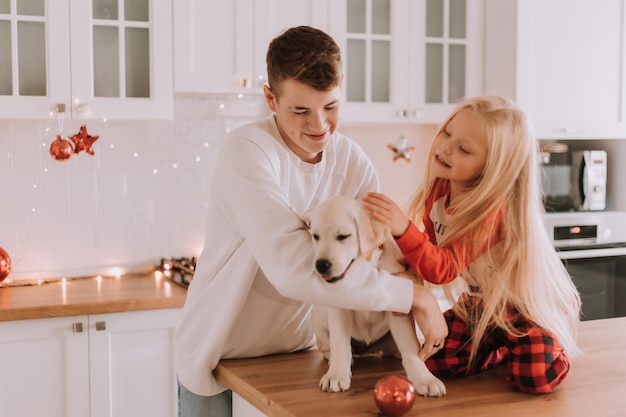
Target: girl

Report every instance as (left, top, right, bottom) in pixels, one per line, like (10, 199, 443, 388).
(363, 96, 582, 394)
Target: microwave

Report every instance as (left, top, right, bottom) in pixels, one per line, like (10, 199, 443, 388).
(540, 147, 607, 212)
(571, 150, 607, 211)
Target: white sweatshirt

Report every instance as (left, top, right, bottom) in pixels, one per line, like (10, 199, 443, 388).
(175, 115, 414, 396)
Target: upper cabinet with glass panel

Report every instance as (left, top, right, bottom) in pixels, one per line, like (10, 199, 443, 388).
(330, 0, 484, 124)
(0, 0, 46, 97)
(424, 0, 468, 105)
(0, 0, 70, 118)
(0, 0, 172, 120)
(91, 0, 151, 99)
(344, 0, 392, 104)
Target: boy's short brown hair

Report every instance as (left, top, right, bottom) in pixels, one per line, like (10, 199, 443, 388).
(266, 26, 342, 99)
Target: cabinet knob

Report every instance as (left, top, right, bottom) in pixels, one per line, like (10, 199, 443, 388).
(95, 321, 106, 331)
(240, 78, 250, 88)
(72, 322, 84, 333)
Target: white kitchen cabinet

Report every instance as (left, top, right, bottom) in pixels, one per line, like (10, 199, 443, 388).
(0, 308, 181, 417)
(484, 0, 626, 139)
(329, 0, 484, 124)
(0, 0, 172, 120)
(174, 0, 330, 94)
(0, 315, 90, 417)
(88, 308, 181, 417)
(232, 392, 267, 417)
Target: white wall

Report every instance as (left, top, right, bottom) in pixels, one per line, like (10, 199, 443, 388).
(0, 95, 438, 280)
(340, 123, 437, 208)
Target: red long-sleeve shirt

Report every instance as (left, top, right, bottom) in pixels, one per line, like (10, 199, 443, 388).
(395, 181, 502, 287)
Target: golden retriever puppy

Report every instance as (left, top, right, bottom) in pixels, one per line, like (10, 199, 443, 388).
(302, 195, 446, 396)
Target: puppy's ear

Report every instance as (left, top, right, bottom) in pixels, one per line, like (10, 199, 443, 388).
(356, 202, 390, 261)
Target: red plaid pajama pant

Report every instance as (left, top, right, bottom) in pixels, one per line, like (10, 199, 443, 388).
(425, 295, 571, 394)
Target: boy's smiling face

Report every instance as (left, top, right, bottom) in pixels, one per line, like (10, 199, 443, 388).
(264, 79, 341, 164)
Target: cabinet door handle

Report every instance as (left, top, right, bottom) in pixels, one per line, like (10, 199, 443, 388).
(72, 322, 84, 333)
(76, 103, 90, 113)
(562, 127, 585, 134)
(413, 109, 424, 119)
(95, 321, 106, 331)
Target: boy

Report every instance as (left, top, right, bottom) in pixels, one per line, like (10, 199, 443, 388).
(175, 26, 446, 417)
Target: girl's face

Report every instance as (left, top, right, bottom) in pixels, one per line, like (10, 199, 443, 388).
(264, 79, 341, 164)
(431, 110, 488, 188)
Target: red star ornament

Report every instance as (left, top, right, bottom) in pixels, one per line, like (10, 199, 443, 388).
(388, 136, 414, 162)
(70, 125, 99, 155)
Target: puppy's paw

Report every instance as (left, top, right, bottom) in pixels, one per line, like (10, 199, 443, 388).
(413, 375, 446, 397)
(319, 372, 351, 392)
(406, 362, 446, 397)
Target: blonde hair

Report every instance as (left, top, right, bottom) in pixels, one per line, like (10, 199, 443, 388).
(408, 96, 582, 363)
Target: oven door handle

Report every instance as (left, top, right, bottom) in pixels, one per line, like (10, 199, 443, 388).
(557, 246, 626, 260)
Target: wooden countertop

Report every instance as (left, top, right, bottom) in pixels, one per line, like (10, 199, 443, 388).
(216, 317, 626, 417)
(0, 271, 187, 321)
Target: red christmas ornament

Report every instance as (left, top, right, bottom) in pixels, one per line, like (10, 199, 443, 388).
(49, 134, 74, 161)
(0, 246, 12, 282)
(373, 375, 416, 417)
(70, 125, 99, 155)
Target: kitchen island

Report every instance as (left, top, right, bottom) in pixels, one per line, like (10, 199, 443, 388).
(216, 316, 626, 417)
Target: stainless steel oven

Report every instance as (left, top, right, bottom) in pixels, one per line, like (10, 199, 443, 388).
(544, 212, 626, 321)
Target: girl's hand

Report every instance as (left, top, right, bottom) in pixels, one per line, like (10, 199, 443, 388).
(411, 283, 448, 360)
(362, 192, 410, 237)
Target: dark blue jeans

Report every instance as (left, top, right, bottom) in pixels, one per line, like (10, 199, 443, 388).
(178, 380, 232, 417)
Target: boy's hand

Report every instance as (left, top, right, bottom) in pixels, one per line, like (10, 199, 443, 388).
(411, 283, 448, 360)
(362, 192, 410, 237)
(395, 268, 422, 285)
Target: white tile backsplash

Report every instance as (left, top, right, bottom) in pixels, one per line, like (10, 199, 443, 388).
(1, 94, 437, 280)
(1, 94, 268, 279)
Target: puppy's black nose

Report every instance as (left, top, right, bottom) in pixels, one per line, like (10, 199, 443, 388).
(315, 259, 332, 275)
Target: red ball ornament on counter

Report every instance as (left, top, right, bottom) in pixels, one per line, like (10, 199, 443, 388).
(373, 375, 416, 417)
(0, 246, 12, 282)
(49, 134, 74, 161)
